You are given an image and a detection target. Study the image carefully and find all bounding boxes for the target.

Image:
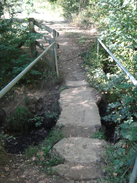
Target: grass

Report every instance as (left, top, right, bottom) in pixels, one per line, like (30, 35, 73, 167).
(25, 146, 39, 159)
(25, 128, 64, 174)
(91, 130, 106, 140)
(59, 86, 67, 92)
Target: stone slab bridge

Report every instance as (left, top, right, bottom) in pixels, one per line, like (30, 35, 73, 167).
(52, 80, 107, 183)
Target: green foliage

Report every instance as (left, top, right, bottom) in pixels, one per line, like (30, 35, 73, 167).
(100, 142, 137, 183)
(69, 1, 137, 181)
(102, 82, 137, 124)
(77, 27, 137, 183)
(0, 133, 17, 150)
(46, 111, 58, 123)
(25, 146, 39, 159)
(40, 128, 64, 173)
(118, 118, 137, 142)
(41, 146, 64, 173)
(42, 70, 62, 85)
(0, 0, 46, 89)
(57, 0, 79, 18)
(91, 130, 106, 140)
(29, 114, 44, 127)
(5, 106, 32, 133)
(59, 86, 67, 92)
(45, 128, 64, 147)
(72, 0, 137, 78)
(25, 128, 64, 174)
(98, 0, 137, 76)
(57, 0, 90, 19)
(102, 145, 130, 182)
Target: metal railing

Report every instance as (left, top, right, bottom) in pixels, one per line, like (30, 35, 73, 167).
(0, 18, 60, 99)
(0, 41, 59, 99)
(97, 39, 137, 87)
(97, 39, 137, 183)
(129, 157, 137, 183)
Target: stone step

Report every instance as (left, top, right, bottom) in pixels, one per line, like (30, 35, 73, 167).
(52, 137, 106, 181)
(66, 80, 89, 88)
(56, 85, 101, 137)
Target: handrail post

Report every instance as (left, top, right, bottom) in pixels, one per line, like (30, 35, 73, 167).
(29, 18, 37, 58)
(53, 29, 59, 77)
(54, 45, 59, 78)
(97, 38, 99, 58)
(51, 29, 56, 71)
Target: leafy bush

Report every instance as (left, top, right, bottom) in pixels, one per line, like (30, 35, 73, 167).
(73, 0, 137, 78)
(77, 32, 137, 182)
(91, 130, 106, 140)
(0, 0, 46, 89)
(5, 106, 32, 133)
(28, 114, 44, 127)
(57, 0, 90, 19)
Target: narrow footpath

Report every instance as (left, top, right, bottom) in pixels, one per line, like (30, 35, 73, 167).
(0, 21, 106, 183)
(50, 22, 107, 183)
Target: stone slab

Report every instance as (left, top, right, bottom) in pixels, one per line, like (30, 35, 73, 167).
(53, 137, 106, 164)
(52, 138, 106, 181)
(60, 125, 100, 138)
(66, 80, 88, 87)
(52, 163, 102, 181)
(56, 86, 101, 136)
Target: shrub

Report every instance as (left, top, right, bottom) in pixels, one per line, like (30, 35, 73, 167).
(5, 106, 32, 133)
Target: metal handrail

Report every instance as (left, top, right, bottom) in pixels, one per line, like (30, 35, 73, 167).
(0, 42, 56, 99)
(97, 39, 137, 87)
(129, 157, 137, 183)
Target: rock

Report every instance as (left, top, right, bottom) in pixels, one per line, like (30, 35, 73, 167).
(52, 163, 102, 181)
(53, 137, 106, 164)
(66, 80, 88, 88)
(56, 86, 101, 137)
(60, 125, 100, 138)
(52, 138, 106, 180)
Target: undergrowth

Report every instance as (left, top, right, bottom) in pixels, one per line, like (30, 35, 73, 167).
(5, 103, 60, 134)
(86, 43, 137, 183)
(25, 128, 64, 174)
(71, 31, 137, 182)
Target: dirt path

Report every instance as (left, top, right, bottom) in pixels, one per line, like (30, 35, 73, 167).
(0, 21, 99, 183)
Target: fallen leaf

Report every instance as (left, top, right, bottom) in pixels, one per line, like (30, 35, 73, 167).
(40, 156, 45, 161)
(16, 169, 19, 173)
(31, 156, 36, 161)
(1, 174, 5, 178)
(37, 151, 44, 156)
(4, 167, 9, 172)
(113, 173, 117, 177)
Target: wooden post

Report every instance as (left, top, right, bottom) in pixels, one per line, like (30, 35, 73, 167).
(29, 18, 37, 58)
(51, 29, 56, 72)
(54, 44, 59, 77)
